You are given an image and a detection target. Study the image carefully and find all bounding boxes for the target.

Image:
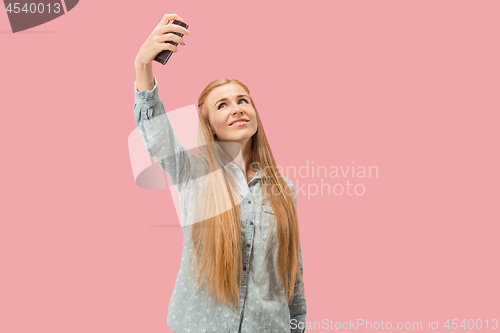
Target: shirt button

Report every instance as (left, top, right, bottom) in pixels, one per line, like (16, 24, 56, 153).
(250, 221, 253, 225)
(247, 200, 251, 204)
(247, 244, 250, 247)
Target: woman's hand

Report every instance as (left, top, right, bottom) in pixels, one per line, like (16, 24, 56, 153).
(134, 13, 190, 67)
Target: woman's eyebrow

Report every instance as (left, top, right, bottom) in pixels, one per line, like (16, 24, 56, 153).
(214, 94, 249, 107)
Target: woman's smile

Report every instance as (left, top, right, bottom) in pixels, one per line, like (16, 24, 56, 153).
(229, 120, 250, 127)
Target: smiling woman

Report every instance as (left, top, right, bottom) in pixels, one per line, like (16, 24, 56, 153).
(133, 13, 307, 333)
(199, 80, 259, 183)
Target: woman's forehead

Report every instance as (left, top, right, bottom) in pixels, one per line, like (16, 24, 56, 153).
(208, 83, 248, 104)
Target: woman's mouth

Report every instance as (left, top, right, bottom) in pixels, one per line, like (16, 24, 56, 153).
(229, 120, 249, 127)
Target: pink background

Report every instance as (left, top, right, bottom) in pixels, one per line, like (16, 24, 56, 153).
(1, 0, 499, 332)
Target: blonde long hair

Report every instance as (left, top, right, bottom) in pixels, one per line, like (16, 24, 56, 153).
(187, 78, 302, 312)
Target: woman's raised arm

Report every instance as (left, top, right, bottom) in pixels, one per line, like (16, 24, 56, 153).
(133, 14, 193, 192)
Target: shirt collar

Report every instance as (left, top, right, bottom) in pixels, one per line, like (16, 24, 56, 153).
(228, 162, 261, 185)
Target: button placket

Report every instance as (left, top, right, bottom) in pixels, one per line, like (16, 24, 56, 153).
(242, 192, 254, 283)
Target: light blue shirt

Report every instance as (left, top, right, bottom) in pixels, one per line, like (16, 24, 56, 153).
(133, 77, 306, 333)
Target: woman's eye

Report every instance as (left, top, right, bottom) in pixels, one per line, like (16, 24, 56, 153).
(217, 99, 247, 110)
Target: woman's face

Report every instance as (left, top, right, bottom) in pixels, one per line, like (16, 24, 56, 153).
(205, 83, 258, 145)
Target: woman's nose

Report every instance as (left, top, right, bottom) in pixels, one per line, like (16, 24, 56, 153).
(232, 107, 244, 115)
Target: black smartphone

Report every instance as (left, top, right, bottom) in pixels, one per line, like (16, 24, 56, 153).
(154, 19, 189, 65)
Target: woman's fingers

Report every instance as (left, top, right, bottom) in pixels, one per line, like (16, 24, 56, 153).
(154, 17, 190, 48)
(157, 22, 190, 36)
(156, 13, 183, 28)
(160, 42, 178, 53)
(157, 33, 185, 45)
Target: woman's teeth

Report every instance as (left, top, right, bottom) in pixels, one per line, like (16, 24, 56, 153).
(231, 121, 247, 126)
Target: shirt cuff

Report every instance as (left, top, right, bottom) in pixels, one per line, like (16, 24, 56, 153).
(134, 76, 160, 108)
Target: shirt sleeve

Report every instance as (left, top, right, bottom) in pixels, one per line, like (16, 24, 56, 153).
(133, 76, 192, 192)
(289, 181, 307, 333)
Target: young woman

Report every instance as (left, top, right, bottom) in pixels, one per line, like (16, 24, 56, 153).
(133, 14, 307, 333)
